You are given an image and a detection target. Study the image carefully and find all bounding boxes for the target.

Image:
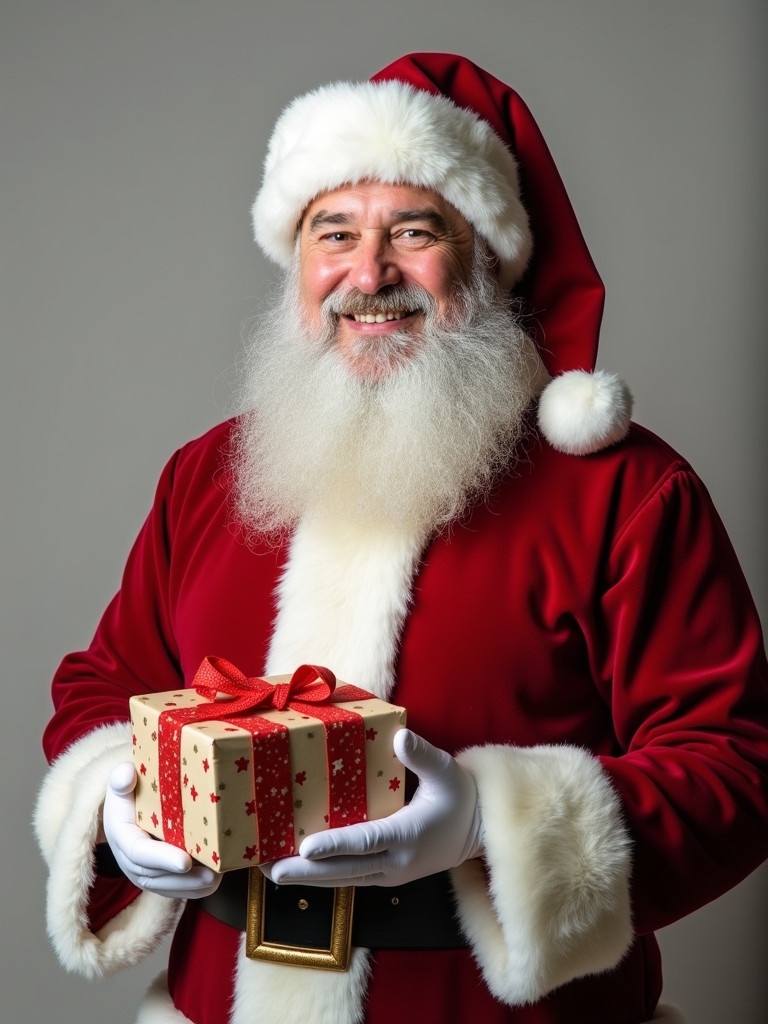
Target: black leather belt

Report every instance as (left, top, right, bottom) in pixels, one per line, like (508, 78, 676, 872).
(200, 868, 468, 952)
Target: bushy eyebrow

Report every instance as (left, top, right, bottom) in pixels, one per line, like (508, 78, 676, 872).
(392, 209, 449, 232)
(307, 211, 353, 231)
(306, 208, 449, 234)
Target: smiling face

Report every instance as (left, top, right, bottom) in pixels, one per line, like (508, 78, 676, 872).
(298, 181, 476, 378)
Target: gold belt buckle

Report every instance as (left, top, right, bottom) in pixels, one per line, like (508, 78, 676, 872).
(245, 868, 355, 971)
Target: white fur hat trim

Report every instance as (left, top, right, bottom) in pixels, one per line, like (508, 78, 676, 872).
(537, 369, 633, 455)
(252, 79, 533, 289)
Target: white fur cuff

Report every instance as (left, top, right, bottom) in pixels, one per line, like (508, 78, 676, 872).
(34, 723, 182, 978)
(452, 743, 632, 1006)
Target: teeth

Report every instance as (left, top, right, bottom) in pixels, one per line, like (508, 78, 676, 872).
(351, 310, 410, 323)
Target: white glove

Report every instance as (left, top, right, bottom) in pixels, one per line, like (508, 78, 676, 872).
(102, 761, 222, 899)
(261, 729, 483, 888)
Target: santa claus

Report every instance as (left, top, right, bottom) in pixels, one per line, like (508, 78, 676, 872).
(34, 52, 768, 1024)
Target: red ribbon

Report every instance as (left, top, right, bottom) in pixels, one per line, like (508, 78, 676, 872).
(157, 659, 371, 862)
(192, 656, 339, 712)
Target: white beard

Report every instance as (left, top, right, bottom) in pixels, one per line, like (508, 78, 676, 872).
(228, 249, 545, 541)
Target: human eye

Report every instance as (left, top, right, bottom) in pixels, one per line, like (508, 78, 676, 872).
(393, 227, 435, 248)
(315, 230, 357, 251)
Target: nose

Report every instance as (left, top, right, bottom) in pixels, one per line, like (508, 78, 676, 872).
(346, 233, 401, 294)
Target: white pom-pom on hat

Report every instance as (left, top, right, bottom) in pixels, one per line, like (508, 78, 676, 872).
(537, 369, 633, 456)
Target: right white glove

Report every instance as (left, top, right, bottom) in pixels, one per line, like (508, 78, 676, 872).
(103, 761, 221, 899)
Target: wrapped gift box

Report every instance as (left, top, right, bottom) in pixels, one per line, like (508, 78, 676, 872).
(130, 659, 407, 871)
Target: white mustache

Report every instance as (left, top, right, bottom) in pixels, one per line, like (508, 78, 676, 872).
(323, 285, 436, 319)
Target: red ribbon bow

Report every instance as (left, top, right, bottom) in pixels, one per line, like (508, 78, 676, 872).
(192, 656, 337, 713)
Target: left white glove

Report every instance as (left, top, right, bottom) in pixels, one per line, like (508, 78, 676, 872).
(103, 761, 222, 899)
(261, 729, 483, 888)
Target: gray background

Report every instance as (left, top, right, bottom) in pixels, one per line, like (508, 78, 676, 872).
(2, 1, 766, 1021)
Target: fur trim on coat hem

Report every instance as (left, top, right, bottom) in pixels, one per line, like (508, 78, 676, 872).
(135, 973, 193, 1023)
(133, 972, 687, 1024)
(231, 934, 371, 1024)
(651, 1006, 688, 1023)
(452, 743, 633, 1006)
(134, 941, 371, 1024)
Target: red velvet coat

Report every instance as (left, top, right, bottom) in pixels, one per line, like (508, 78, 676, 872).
(36, 418, 768, 1024)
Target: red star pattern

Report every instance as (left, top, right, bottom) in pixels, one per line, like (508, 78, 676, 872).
(133, 685, 411, 872)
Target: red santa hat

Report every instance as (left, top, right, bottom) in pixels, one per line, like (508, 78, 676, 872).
(252, 52, 632, 456)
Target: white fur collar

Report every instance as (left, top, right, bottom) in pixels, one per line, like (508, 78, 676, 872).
(266, 514, 427, 699)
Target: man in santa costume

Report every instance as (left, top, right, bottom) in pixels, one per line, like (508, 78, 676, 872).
(35, 53, 768, 1024)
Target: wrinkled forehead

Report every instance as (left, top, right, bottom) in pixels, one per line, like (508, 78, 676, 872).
(299, 179, 474, 234)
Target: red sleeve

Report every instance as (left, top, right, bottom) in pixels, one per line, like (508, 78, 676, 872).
(594, 466, 768, 933)
(43, 448, 184, 763)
